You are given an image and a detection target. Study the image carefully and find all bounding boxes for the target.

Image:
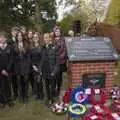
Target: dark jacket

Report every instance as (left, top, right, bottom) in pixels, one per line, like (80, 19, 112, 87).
(8, 37, 17, 72)
(14, 43, 31, 75)
(54, 37, 67, 65)
(7, 36, 16, 46)
(0, 44, 13, 74)
(41, 44, 60, 79)
(30, 45, 42, 72)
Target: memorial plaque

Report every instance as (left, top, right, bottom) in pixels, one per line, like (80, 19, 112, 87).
(82, 73, 106, 88)
(65, 37, 118, 61)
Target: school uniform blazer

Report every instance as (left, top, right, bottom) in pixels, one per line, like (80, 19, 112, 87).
(14, 43, 31, 75)
(0, 44, 14, 75)
(30, 45, 42, 72)
(41, 44, 60, 79)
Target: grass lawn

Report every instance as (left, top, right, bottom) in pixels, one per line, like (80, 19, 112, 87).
(0, 99, 66, 120)
(0, 73, 68, 120)
(0, 62, 120, 120)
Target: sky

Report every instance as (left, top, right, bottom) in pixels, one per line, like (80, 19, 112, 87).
(56, 0, 111, 21)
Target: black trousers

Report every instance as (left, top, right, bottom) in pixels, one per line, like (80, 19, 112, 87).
(56, 71, 63, 93)
(56, 64, 67, 95)
(17, 75, 28, 102)
(45, 77, 55, 102)
(0, 75, 12, 104)
(11, 75, 18, 99)
(29, 72, 34, 93)
(33, 72, 44, 99)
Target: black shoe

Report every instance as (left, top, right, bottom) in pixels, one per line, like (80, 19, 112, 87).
(24, 98, 28, 104)
(13, 95, 18, 101)
(8, 102, 14, 107)
(55, 90, 60, 97)
(39, 96, 44, 101)
(0, 103, 5, 108)
(50, 100, 54, 105)
(45, 100, 51, 108)
(36, 96, 44, 101)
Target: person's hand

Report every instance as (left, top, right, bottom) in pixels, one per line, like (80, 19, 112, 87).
(1, 70, 8, 76)
(40, 72, 42, 76)
(51, 73, 55, 77)
(32, 65, 38, 72)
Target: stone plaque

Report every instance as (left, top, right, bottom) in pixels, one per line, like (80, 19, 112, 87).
(82, 73, 106, 88)
(65, 37, 118, 61)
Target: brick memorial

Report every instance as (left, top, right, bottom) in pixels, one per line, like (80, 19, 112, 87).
(65, 37, 118, 96)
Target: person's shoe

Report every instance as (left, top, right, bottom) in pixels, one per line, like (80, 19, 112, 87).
(39, 96, 44, 101)
(21, 97, 27, 104)
(35, 96, 39, 100)
(13, 95, 18, 101)
(0, 103, 5, 108)
(24, 98, 28, 104)
(35, 96, 42, 100)
(49, 100, 54, 106)
(45, 100, 51, 108)
(55, 91, 60, 98)
(8, 102, 14, 107)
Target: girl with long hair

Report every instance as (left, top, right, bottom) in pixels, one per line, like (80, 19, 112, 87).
(41, 33, 59, 107)
(14, 31, 31, 103)
(31, 32, 44, 100)
(53, 28, 67, 97)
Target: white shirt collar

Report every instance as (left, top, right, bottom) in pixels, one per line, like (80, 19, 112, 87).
(0, 43, 7, 49)
(12, 37, 16, 42)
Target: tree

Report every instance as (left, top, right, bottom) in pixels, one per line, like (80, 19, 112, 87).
(0, 0, 35, 30)
(82, 0, 106, 22)
(59, 0, 106, 35)
(59, 8, 89, 35)
(105, 0, 120, 26)
(59, 14, 73, 35)
(0, 0, 57, 32)
(59, 0, 106, 23)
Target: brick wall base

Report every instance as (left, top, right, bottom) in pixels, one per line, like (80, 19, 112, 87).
(68, 61, 116, 97)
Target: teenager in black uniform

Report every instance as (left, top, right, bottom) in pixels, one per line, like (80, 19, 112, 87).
(31, 32, 44, 100)
(53, 28, 67, 97)
(41, 33, 59, 106)
(14, 31, 31, 103)
(28, 29, 34, 47)
(10, 27, 19, 100)
(0, 32, 14, 107)
(27, 29, 34, 94)
(20, 26, 28, 42)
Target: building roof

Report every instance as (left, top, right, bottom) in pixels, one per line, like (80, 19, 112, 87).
(65, 36, 118, 61)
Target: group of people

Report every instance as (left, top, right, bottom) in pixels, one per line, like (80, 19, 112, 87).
(0, 25, 67, 108)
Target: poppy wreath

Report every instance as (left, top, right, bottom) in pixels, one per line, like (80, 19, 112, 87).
(63, 88, 72, 104)
(110, 86, 120, 101)
(89, 88, 106, 105)
(71, 86, 88, 104)
(83, 113, 103, 120)
(51, 102, 68, 115)
(111, 99, 120, 112)
(110, 112, 120, 119)
(68, 103, 87, 118)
